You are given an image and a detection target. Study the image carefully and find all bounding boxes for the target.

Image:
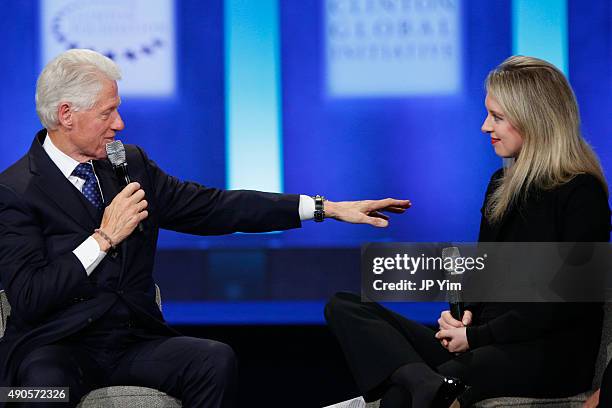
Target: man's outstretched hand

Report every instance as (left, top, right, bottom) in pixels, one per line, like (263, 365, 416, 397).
(324, 198, 411, 227)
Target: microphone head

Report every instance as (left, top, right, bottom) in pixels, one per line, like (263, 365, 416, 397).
(106, 140, 126, 167)
(442, 246, 461, 275)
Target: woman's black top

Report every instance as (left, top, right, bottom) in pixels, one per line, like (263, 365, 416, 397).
(466, 169, 611, 348)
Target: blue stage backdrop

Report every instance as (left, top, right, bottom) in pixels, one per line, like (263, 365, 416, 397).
(0, 0, 610, 324)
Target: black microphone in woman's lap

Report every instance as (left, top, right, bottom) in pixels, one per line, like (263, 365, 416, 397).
(442, 246, 465, 320)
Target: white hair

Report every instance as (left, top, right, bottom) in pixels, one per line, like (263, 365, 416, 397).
(35, 49, 121, 130)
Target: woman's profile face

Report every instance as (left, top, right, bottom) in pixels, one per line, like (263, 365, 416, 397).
(481, 93, 524, 158)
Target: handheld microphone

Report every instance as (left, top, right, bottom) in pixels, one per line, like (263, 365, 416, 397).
(442, 246, 465, 321)
(106, 141, 130, 185)
(106, 140, 144, 232)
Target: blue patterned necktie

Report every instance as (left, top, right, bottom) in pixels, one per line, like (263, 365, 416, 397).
(72, 163, 104, 211)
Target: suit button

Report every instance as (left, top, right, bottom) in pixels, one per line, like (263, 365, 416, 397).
(117, 290, 124, 295)
(87, 317, 93, 323)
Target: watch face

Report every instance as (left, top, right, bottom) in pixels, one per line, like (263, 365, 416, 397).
(314, 210, 324, 222)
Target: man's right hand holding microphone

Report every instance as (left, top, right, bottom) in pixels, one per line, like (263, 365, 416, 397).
(92, 182, 149, 252)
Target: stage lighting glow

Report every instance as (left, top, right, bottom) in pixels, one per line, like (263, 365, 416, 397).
(512, 0, 568, 75)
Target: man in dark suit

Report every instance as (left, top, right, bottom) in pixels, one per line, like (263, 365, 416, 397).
(0, 49, 410, 407)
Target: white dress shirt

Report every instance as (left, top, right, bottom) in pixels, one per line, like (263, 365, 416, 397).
(42, 134, 107, 275)
(41, 133, 315, 276)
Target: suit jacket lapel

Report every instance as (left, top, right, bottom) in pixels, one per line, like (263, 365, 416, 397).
(93, 158, 130, 283)
(28, 131, 99, 231)
(93, 159, 120, 206)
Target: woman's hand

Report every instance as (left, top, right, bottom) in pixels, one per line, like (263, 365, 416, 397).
(438, 310, 472, 348)
(438, 310, 472, 330)
(436, 326, 469, 353)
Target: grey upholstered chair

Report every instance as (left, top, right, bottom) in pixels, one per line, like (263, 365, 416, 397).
(326, 304, 612, 408)
(0, 288, 181, 408)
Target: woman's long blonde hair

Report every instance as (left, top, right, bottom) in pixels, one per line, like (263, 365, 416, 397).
(485, 55, 608, 223)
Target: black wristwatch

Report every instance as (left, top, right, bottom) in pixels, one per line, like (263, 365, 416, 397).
(313, 195, 326, 222)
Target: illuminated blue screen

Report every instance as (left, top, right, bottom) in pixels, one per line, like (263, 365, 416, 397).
(0, 0, 610, 324)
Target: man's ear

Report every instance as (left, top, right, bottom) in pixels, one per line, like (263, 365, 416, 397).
(57, 103, 73, 128)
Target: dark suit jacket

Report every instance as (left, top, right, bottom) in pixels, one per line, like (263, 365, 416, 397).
(0, 130, 301, 385)
(466, 168, 611, 350)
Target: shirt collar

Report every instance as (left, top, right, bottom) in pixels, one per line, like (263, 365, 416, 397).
(42, 131, 82, 179)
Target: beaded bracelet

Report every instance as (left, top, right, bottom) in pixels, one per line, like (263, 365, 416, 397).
(94, 229, 116, 250)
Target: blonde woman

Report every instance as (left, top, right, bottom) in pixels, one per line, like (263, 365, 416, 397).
(325, 56, 610, 407)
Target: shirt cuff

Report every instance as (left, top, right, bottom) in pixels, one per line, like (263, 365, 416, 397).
(298, 195, 315, 221)
(73, 236, 107, 276)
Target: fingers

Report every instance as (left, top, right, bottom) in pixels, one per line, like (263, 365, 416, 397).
(328, 198, 410, 227)
(364, 202, 406, 226)
(438, 319, 455, 330)
(441, 338, 458, 353)
(383, 206, 410, 214)
(442, 337, 459, 353)
(118, 182, 146, 206)
(352, 211, 387, 228)
(438, 316, 452, 330)
(365, 216, 389, 228)
(119, 182, 141, 197)
(435, 329, 450, 340)
(369, 211, 390, 221)
(137, 199, 148, 212)
(100, 182, 149, 245)
(128, 207, 148, 226)
(138, 210, 149, 222)
(128, 188, 146, 204)
(462, 310, 473, 326)
(440, 311, 463, 329)
(370, 198, 411, 211)
(383, 198, 411, 208)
